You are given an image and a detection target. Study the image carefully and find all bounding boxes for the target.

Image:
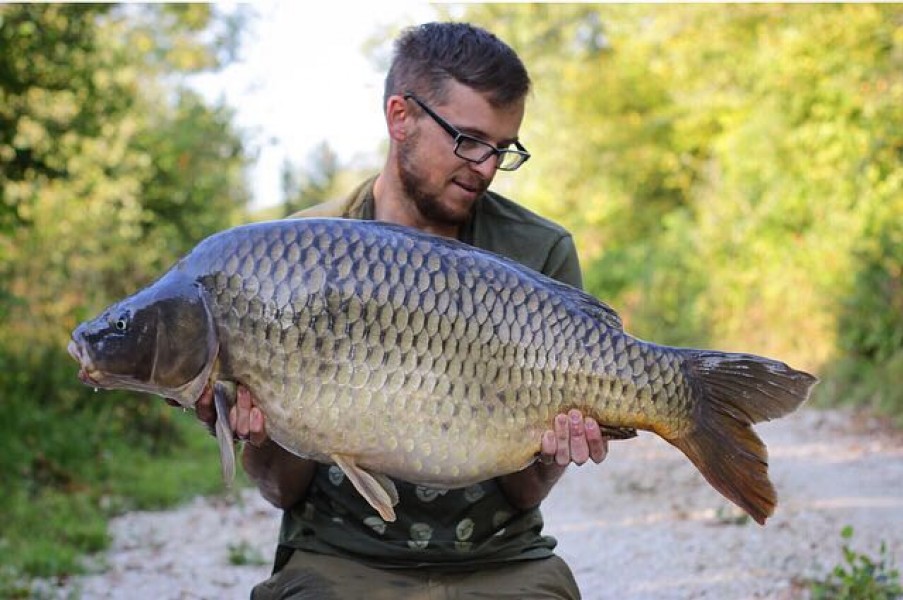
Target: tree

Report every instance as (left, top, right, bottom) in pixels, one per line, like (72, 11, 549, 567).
(0, 4, 253, 580)
(461, 5, 903, 406)
(0, 3, 250, 346)
(281, 140, 341, 215)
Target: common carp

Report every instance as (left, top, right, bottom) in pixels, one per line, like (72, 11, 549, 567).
(68, 218, 816, 524)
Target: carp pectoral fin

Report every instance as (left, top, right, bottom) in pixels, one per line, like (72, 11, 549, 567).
(331, 454, 398, 522)
(213, 381, 236, 488)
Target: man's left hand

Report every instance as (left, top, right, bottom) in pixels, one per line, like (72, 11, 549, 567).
(539, 409, 609, 467)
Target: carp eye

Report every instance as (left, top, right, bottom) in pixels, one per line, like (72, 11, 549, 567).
(113, 314, 130, 332)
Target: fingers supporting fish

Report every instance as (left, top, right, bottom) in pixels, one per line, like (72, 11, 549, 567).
(230, 384, 268, 447)
(585, 419, 610, 464)
(195, 384, 216, 429)
(539, 431, 557, 465)
(541, 409, 609, 467)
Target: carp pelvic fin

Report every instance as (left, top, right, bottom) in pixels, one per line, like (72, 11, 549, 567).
(331, 454, 399, 522)
(670, 351, 817, 525)
(213, 381, 237, 488)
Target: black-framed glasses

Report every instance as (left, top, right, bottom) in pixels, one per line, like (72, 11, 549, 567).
(403, 92, 531, 171)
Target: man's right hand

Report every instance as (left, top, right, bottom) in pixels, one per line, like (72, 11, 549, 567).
(172, 383, 317, 509)
(229, 385, 268, 447)
(175, 383, 268, 447)
(192, 384, 218, 431)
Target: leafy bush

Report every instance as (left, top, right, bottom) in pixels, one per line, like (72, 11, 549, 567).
(0, 347, 228, 586)
(0, 5, 251, 589)
(810, 526, 902, 600)
(819, 216, 903, 422)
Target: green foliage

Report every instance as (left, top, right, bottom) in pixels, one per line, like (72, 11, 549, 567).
(281, 141, 341, 215)
(839, 217, 903, 365)
(810, 526, 902, 600)
(821, 211, 903, 423)
(0, 3, 252, 587)
(227, 540, 268, 567)
(462, 5, 903, 418)
(0, 348, 229, 585)
(0, 3, 250, 346)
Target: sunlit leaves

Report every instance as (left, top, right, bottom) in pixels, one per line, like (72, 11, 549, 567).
(0, 5, 252, 580)
(0, 4, 249, 348)
(462, 4, 903, 379)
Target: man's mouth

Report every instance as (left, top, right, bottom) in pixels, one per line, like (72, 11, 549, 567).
(453, 178, 485, 195)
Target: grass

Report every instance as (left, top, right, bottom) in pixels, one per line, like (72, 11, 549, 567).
(227, 540, 268, 567)
(809, 526, 902, 600)
(0, 395, 240, 598)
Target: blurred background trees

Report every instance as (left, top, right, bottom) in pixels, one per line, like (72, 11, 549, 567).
(456, 4, 902, 416)
(0, 3, 250, 583)
(0, 2, 900, 589)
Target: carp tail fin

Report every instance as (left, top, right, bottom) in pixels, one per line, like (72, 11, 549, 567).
(669, 351, 816, 525)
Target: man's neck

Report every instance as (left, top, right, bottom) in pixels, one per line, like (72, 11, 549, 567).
(372, 172, 461, 240)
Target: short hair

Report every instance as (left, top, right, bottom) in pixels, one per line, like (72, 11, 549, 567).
(384, 22, 531, 110)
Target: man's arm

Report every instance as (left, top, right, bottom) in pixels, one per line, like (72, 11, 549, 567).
(241, 440, 316, 510)
(498, 233, 608, 509)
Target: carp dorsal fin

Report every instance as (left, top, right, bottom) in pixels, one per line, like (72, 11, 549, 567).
(330, 454, 399, 522)
(568, 287, 623, 330)
(539, 277, 624, 330)
(213, 380, 237, 487)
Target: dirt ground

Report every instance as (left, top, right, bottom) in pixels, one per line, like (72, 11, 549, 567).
(49, 407, 903, 599)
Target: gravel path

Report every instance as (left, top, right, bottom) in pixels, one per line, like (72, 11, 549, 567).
(51, 408, 902, 599)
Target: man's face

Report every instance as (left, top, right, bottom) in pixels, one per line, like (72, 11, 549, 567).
(398, 81, 525, 227)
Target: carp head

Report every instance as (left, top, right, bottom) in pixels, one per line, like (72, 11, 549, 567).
(68, 271, 218, 408)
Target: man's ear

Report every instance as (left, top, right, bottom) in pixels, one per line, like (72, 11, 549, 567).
(385, 95, 410, 141)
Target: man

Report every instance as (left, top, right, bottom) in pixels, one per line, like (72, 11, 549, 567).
(195, 22, 609, 599)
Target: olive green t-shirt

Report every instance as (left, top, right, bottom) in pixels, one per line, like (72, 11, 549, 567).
(278, 177, 583, 570)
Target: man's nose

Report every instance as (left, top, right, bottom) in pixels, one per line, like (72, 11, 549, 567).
(469, 154, 498, 180)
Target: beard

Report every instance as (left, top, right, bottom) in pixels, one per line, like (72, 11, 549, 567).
(398, 134, 487, 227)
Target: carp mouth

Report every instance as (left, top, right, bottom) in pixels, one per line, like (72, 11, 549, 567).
(67, 339, 105, 387)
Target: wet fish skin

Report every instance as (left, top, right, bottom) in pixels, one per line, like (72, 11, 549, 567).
(69, 218, 817, 524)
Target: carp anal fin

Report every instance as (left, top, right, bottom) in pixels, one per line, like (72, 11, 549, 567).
(213, 381, 237, 488)
(331, 454, 399, 522)
(597, 425, 638, 440)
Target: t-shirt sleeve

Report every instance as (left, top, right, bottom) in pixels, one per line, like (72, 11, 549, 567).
(541, 234, 583, 290)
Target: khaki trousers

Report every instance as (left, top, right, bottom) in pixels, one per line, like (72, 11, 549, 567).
(251, 550, 581, 600)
